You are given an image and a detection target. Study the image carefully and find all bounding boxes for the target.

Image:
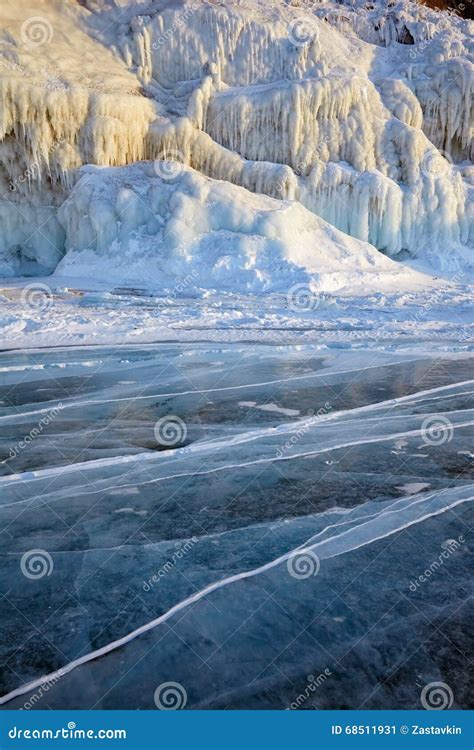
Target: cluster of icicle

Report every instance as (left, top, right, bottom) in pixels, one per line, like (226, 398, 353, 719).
(0, 0, 472, 274)
(101, 1, 474, 255)
(315, 0, 468, 45)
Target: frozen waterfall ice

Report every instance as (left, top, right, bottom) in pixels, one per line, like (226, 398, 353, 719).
(0, 0, 472, 280)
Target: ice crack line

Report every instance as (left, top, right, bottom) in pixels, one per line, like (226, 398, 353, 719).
(0, 489, 471, 706)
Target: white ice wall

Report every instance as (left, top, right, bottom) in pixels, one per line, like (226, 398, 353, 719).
(104, 0, 474, 254)
(0, 0, 471, 276)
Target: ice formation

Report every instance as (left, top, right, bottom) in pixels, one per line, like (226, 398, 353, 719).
(0, 0, 472, 279)
(55, 162, 411, 292)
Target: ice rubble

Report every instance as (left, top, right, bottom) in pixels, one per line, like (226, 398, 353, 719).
(0, 0, 472, 279)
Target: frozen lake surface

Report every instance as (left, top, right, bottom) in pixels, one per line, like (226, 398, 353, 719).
(0, 345, 472, 709)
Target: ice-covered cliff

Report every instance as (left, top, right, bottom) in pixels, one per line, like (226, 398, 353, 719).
(0, 0, 472, 280)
